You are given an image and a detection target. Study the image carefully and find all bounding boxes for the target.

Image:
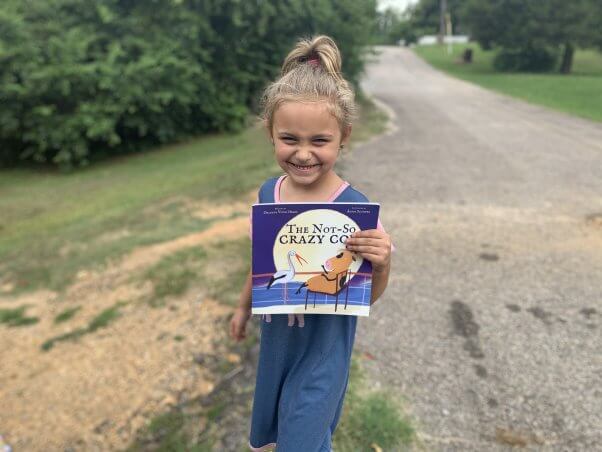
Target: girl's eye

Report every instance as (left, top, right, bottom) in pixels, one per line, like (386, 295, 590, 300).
(313, 139, 328, 144)
(282, 137, 296, 143)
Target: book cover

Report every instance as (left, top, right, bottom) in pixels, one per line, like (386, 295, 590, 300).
(251, 202, 380, 316)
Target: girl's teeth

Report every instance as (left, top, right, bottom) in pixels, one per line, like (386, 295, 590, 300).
(292, 163, 318, 169)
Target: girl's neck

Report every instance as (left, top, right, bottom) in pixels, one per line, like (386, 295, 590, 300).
(279, 170, 345, 202)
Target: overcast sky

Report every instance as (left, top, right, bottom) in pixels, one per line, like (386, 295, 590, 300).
(377, 0, 417, 12)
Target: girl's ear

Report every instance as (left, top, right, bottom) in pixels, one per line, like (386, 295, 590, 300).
(263, 119, 274, 144)
(341, 125, 352, 146)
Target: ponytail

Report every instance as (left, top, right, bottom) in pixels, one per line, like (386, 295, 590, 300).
(260, 35, 356, 138)
(281, 35, 344, 84)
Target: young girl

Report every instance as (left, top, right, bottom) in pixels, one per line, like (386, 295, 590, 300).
(229, 35, 392, 452)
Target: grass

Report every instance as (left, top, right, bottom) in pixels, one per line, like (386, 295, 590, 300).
(414, 43, 602, 122)
(350, 91, 390, 145)
(134, 237, 249, 308)
(0, 96, 384, 295)
(334, 354, 414, 451)
(0, 126, 275, 294)
(41, 301, 126, 351)
(125, 410, 215, 452)
(53, 305, 81, 323)
(202, 238, 251, 308)
(0, 305, 39, 327)
(88, 303, 123, 331)
(140, 247, 208, 307)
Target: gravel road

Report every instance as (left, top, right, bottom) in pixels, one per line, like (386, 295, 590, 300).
(344, 46, 602, 452)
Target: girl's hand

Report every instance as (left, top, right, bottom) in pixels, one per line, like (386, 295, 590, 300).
(345, 229, 391, 273)
(230, 306, 252, 342)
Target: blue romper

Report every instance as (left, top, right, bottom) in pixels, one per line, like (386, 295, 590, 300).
(249, 176, 371, 452)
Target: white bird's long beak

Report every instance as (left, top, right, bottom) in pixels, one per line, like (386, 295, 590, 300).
(295, 253, 308, 266)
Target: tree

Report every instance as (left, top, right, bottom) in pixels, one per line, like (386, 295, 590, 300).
(462, 0, 601, 73)
(406, 0, 470, 37)
(374, 7, 403, 45)
(535, 0, 596, 74)
(591, 1, 602, 51)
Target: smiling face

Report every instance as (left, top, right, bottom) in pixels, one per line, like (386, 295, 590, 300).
(269, 100, 350, 187)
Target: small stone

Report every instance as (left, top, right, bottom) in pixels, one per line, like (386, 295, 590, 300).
(226, 353, 241, 364)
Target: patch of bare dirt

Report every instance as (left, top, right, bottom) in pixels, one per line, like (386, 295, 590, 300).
(116, 216, 249, 275)
(0, 209, 249, 451)
(146, 190, 256, 222)
(191, 197, 255, 221)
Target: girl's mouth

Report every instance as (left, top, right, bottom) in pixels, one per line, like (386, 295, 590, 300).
(287, 162, 321, 172)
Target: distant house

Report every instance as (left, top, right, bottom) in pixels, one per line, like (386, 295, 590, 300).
(417, 35, 469, 45)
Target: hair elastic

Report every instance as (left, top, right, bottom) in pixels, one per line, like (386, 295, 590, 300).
(307, 57, 320, 67)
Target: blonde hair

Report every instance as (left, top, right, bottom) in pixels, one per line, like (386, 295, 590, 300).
(260, 35, 356, 140)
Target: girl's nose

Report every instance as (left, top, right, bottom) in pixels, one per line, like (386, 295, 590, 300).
(295, 147, 313, 162)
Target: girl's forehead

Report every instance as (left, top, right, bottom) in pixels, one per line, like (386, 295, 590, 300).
(273, 101, 340, 135)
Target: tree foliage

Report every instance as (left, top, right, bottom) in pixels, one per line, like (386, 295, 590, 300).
(406, 0, 470, 37)
(0, 0, 377, 168)
(373, 7, 421, 46)
(462, 0, 602, 72)
(378, 0, 470, 46)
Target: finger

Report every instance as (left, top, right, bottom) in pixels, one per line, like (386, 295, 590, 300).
(348, 238, 392, 254)
(358, 252, 385, 263)
(347, 245, 381, 254)
(346, 237, 382, 247)
(352, 229, 384, 239)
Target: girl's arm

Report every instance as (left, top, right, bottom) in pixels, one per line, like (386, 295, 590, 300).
(237, 269, 253, 313)
(230, 269, 253, 342)
(370, 261, 391, 305)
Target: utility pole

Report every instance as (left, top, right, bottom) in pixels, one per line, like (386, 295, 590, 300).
(446, 12, 453, 54)
(438, 0, 447, 44)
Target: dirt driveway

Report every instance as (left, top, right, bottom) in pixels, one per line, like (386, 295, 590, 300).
(347, 46, 602, 451)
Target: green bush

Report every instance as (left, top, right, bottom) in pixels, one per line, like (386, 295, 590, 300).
(0, 0, 377, 168)
(493, 45, 559, 72)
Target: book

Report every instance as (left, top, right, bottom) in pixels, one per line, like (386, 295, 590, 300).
(251, 202, 380, 316)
